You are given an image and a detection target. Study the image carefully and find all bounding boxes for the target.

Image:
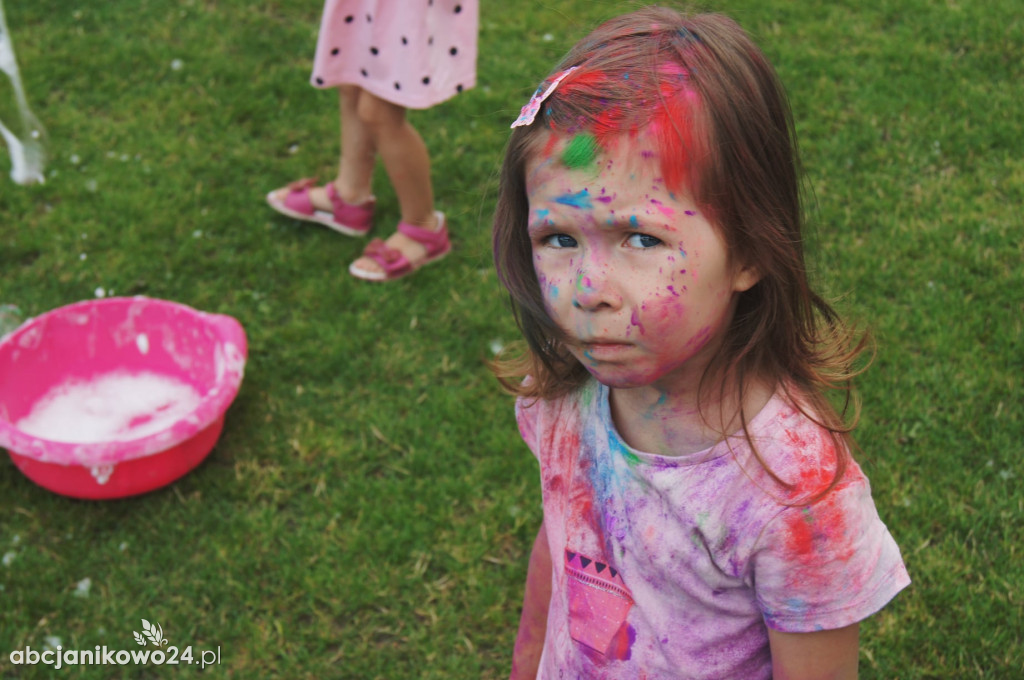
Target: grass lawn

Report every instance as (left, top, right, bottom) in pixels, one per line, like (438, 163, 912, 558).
(0, 0, 1021, 677)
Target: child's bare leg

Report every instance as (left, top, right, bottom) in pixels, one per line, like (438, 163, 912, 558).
(349, 91, 441, 275)
(334, 85, 375, 204)
(275, 85, 376, 210)
(269, 85, 375, 212)
(360, 94, 436, 226)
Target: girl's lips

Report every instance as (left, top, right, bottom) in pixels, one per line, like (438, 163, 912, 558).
(580, 341, 634, 360)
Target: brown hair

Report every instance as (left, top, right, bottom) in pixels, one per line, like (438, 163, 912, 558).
(492, 8, 869, 494)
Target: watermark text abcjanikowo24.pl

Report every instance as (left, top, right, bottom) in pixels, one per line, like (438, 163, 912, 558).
(8, 619, 221, 671)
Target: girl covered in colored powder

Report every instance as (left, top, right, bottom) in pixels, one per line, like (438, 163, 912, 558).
(267, 0, 477, 281)
(492, 8, 909, 679)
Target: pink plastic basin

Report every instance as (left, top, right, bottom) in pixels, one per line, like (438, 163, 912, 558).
(0, 297, 247, 499)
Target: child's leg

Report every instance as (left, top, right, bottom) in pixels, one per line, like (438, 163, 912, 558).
(349, 90, 444, 278)
(268, 86, 376, 210)
(272, 85, 375, 211)
(357, 91, 436, 227)
(334, 85, 375, 204)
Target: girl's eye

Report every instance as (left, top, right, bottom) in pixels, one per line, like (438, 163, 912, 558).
(626, 233, 662, 249)
(543, 233, 578, 248)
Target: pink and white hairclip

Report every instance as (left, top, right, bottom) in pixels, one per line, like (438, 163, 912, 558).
(510, 66, 579, 129)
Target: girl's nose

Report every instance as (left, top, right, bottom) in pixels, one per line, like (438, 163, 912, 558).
(572, 266, 621, 311)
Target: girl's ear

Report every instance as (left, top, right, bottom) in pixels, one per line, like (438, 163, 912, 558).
(732, 262, 761, 293)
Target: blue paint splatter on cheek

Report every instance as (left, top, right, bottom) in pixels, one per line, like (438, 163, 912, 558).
(555, 189, 593, 210)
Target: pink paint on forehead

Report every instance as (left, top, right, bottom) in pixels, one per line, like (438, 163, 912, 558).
(650, 199, 675, 218)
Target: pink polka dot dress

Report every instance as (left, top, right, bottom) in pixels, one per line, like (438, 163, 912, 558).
(311, 0, 478, 110)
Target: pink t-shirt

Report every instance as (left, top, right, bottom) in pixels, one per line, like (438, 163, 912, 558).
(516, 381, 910, 679)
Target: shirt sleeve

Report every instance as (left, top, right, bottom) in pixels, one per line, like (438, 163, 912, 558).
(515, 396, 541, 463)
(751, 471, 911, 633)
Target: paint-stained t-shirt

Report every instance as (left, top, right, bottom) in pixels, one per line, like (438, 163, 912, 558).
(516, 380, 910, 679)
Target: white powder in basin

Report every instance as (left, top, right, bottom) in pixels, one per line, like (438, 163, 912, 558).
(16, 371, 203, 443)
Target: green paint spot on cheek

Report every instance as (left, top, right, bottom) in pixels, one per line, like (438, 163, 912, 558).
(561, 133, 598, 169)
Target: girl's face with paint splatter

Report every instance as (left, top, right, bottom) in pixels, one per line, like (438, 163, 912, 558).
(526, 132, 759, 393)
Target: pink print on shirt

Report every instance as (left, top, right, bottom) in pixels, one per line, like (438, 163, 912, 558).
(565, 550, 634, 657)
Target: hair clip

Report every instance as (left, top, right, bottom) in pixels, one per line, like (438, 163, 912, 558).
(511, 66, 579, 129)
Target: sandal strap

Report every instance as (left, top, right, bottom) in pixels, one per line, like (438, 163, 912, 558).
(397, 214, 449, 258)
(326, 183, 374, 228)
(283, 177, 319, 214)
(287, 177, 318, 191)
(363, 238, 412, 276)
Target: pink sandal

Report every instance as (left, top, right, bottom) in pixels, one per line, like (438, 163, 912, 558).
(349, 211, 451, 282)
(266, 178, 374, 237)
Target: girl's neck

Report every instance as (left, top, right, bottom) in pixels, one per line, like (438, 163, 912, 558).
(608, 377, 774, 457)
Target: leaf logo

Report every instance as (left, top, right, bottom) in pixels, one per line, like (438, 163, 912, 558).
(136, 619, 169, 647)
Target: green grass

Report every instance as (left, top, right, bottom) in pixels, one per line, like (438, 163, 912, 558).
(0, 0, 1021, 677)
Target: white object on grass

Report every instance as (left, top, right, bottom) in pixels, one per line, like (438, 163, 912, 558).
(0, 0, 46, 184)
